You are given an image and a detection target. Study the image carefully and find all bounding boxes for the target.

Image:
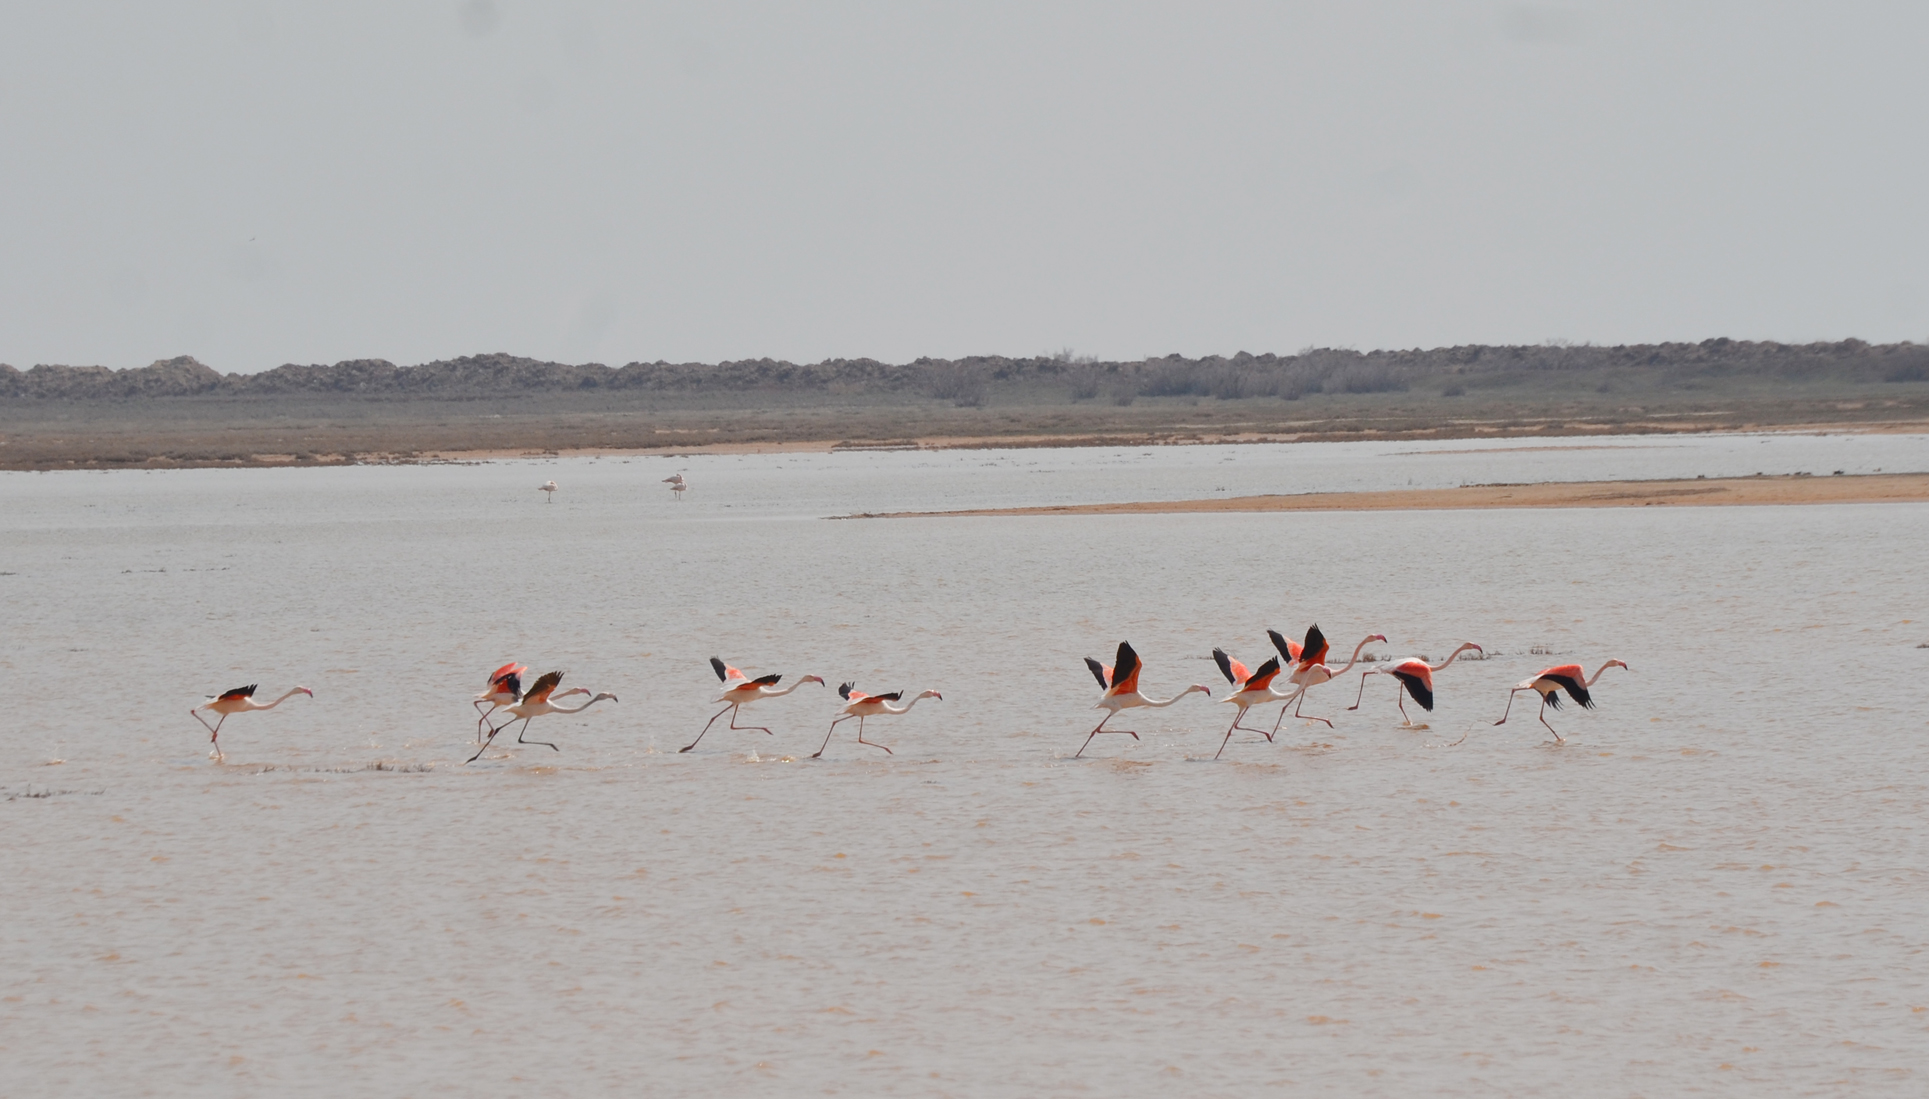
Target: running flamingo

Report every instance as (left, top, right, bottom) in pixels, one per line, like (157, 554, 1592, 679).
(190, 684, 312, 760)
(468, 671, 616, 763)
(681, 657, 826, 752)
(813, 683, 941, 759)
(1494, 660, 1628, 743)
(472, 662, 528, 742)
(1270, 624, 1386, 731)
(1348, 642, 1484, 727)
(1075, 641, 1211, 759)
(1211, 650, 1287, 760)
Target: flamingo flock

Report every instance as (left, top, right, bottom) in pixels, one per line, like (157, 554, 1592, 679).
(190, 634, 1627, 762)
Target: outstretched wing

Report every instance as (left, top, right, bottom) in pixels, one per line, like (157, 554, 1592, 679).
(711, 657, 744, 683)
(217, 684, 258, 701)
(488, 662, 525, 687)
(1542, 668, 1592, 709)
(838, 681, 857, 701)
(1245, 656, 1282, 691)
(496, 671, 523, 698)
(1299, 624, 1329, 667)
(1267, 629, 1302, 663)
(1211, 649, 1245, 685)
(524, 670, 564, 705)
(749, 673, 782, 687)
(1084, 657, 1111, 690)
(869, 690, 903, 703)
(1389, 669, 1434, 711)
(1109, 641, 1142, 696)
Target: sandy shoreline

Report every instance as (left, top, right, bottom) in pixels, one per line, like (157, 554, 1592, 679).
(845, 471, 1929, 518)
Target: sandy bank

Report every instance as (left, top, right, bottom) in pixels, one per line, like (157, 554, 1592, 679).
(846, 471, 1929, 518)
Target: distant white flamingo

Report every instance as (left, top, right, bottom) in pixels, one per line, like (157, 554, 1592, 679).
(681, 657, 826, 752)
(663, 472, 687, 499)
(473, 662, 527, 742)
(469, 671, 615, 762)
(540, 480, 558, 501)
(1076, 641, 1211, 758)
(190, 684, 312, 760)
(1270, 624, 1386, 731)
(1211, 650, 1289, 760)
(813, 683, 941, 759)
(1348, 642, 1484, 727)
(1494, 660, 1628, 743)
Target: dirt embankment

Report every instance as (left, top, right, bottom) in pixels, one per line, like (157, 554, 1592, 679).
(848, 472, 1929, 519)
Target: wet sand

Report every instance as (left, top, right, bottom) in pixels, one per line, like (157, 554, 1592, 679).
(854, 471, 1929, 518)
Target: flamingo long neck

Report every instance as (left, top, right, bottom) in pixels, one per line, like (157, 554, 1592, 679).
(760, 680, 811, 699)
(1140, 686, 1201, 709)
(880, 694, 932, 715)
(256, 688, 306, 710)
(1326, 637, 1376, 678)
(549, 695, 612, 715)
(1429, 645, 1479, 672)
(1584, 662, 1622, 687)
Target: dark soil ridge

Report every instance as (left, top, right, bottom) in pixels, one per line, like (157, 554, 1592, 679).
(5, 338, 1927, 401)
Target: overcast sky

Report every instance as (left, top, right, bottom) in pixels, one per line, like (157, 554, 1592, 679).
(1, 2, 1923, 372)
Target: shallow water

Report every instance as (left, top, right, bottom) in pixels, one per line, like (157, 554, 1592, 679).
(3, 436, 1927, 1096)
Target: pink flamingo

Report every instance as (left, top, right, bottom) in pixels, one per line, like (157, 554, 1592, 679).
(1269, 624, 1386, 731)
(1348, 643, 1484, 727)
(1076, 641, 1211, 759)
(681, 657, 825, 752)
(1211, 650, 1288, 760)
(473, 662, 528, 742)
(1494, 660, 1628, 743)
(190, 684, 312, 760)
(813, 683, 941, 759)
(469, 672, 615, 763)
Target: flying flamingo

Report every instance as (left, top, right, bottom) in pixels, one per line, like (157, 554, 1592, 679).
(472, 662, 528, 742)
(1211, 650, 1288, 760)
(190, 684, 313, 760)
(1269, 624, 1386, 731)
(540, 480, 558, 501)
(468, 671, 616, 763)
(1075, 641, 1211, 759)
(1348, 642, 1484, 728)
(663, 472, 687, 499)
(813, 683, 942, 759)
(681, 657, 826, 752)
(1494, 660, 1629, 743)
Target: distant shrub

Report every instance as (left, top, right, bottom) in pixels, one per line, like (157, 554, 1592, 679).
(1329, 363, 1408, 394)
(1886, 360, 1929, 382)
(1441, 383, 1465, 397)
(1067, 368, 1101, 401)
(927, 364, 988, 407)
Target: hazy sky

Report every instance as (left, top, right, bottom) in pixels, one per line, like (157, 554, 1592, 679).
(1, 2, 1924, 372)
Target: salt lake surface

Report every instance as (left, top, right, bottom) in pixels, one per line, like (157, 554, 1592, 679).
(3, 433, 1927, 1096)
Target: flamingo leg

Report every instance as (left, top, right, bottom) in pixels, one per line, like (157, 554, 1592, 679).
(465, 724, 502, 764)
(1074, 712, 1138, 759)
(1398, 689, 1415, 727)
(854, 716, 893, 756)
(516, 718, 559, 752)
(1538, 695, 1564, 744)
(1493, 687, 1527, 727)
(1292, 689, 1334, 730)
(1348, 671, 1372, 711)
(680, 704, 734, 753)
(813, 715, 853, 759)
(1267, 689, 1306, 737)
(475, 700, 502, 743)
(1218, 709, 1275, 759)
(728, 709, 774, 737)
(192, 710, 228, 759)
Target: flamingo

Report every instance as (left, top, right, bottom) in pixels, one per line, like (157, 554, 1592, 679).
(681, 657, 826, 752)
(1210, 650, 1288, 760)
(472, 662, 528, 742)
(468, 671, 616, 763)
(1348, 642, 1484, 728)
(540, 480, 558, 501)
(190, 684, 312, 760)
(1494, 660, 1629, 743)
(1269, 624, 1386, 731)
(1075, 641, 1211, 759)
(813, 683, 941, 759)
(663, 472, 687, 499)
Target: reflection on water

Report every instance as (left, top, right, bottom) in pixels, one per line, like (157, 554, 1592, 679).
(2, 436, 1927, 1095)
